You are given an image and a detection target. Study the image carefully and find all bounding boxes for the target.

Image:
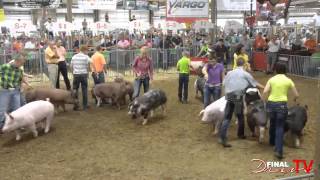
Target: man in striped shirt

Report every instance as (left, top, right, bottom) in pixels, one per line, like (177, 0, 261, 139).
(70, 45, 91, 111)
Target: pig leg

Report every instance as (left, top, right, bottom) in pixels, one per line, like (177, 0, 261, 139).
(259, 126, 265, 144)
(44, 113, 54, 134)
(61, 104, 66, 112)
(96, 97, 102, 107)
(15, 130, 22, 141)
(213, 121, 221, 136)
(161, 104, 167, 115)
(142, 113, 149, 125)
(295, 136, 300, 148)
(28, 123, 38, 138)
(150, 110, 154, 118)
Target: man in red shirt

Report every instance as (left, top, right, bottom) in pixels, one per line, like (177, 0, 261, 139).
(254, 32, 267, 51)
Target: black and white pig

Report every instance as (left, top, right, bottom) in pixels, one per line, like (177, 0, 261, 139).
(245, 88, 268, 143)
(285, 105, 308, 148)
(128, 89, 167, 125)
(194, 66, 206, 100)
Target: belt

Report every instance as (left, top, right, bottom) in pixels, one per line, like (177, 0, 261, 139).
(47, 63, 57, 65)
(206, 83, 221, 87)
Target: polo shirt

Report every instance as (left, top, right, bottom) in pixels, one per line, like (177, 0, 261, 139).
(267, 74, 295, 102)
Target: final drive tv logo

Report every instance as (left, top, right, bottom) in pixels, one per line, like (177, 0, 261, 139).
(251, 159, 317, 174)
(167, 0, 208, 15)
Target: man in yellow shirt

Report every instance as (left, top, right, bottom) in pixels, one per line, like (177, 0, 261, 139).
(91, 45, 107, 85)
(45, 41, 59, 88)
(262, 63, 299, 159)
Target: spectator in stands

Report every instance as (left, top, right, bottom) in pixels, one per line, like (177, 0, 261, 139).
(45, 41, 60, 88)
(176, 51, 192, 104)
(132, 47, 153, 99)
(197, 40, 209, 57)
(117, 33, 130, 49)
(73, 36, 80, 50)
(82, 19, 88, 35)
(240, 32, 252, 54)
(91, 45, 107, 85)
(56, 40, 71, 90)
(262, 63, 299, 159)
(13, 38, 23, 53)
(132, 34, 145, 49)
(171, 34, 183, 48)
(304, 35, 317, 52)
(45, 18, 54, 40)
(70, 45, 91, 111)
(214, 39, 229, 66)
(202, 51, 225, 108)
(280, 34, 290, 50)
(24, 38, 36, 49)
(144, 36, 152, 48)
(254, 32, 267, 51)
(233, 44, 251, 71)
(266, 35, 281, 74)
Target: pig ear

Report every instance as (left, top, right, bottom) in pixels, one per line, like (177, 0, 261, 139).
(5, 113, 14, 120)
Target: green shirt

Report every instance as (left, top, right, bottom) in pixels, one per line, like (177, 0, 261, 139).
(0, 63, 23, 89)
(201, 44, 208, 52)
(267, 74, 295, 102)
(177, 56, 191, 74)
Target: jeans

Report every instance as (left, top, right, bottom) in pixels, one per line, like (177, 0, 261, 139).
(203, 85, 221, 108)
(133, 77, 150, 98)
(73, 74, 88, 109)
(267, 102, 288, 156)
(220, 100, 245, 141)
(56, 61, 71, 90)
(47, 64, 58, 88)
(178, 73, 189, 101)
(0, 89, 22, 129)
(92, 72, 105, 85)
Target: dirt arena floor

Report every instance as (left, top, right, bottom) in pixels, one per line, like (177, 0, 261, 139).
(0, 72, 317, 180)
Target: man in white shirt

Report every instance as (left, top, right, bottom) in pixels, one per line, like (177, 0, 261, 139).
(267, 35, 280, 74)
(45, 18, 54, 40)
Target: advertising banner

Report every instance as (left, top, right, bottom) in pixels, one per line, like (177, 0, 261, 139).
(217, 0, 256, 11)
(166, 0, 209, 23)
(78, 0, 117, 10)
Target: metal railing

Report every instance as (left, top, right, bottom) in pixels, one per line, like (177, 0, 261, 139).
(0, 47, 200, 83)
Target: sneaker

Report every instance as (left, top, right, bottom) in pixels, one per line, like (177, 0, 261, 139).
(238, 135, 247, 139)
(218, 138, 232, 148)
(274, 152, 284, 160)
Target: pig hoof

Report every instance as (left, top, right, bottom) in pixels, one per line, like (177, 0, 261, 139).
(142, 119, 148, 126)
(16, 135, 21, 141)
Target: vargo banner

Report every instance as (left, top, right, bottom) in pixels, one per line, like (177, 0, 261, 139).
(166, 0, 209, 23)
(78, 0, 117, 10)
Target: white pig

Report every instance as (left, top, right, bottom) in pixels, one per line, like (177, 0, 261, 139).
(199, 96, 227, 135)
(2, 99, 54, 141)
